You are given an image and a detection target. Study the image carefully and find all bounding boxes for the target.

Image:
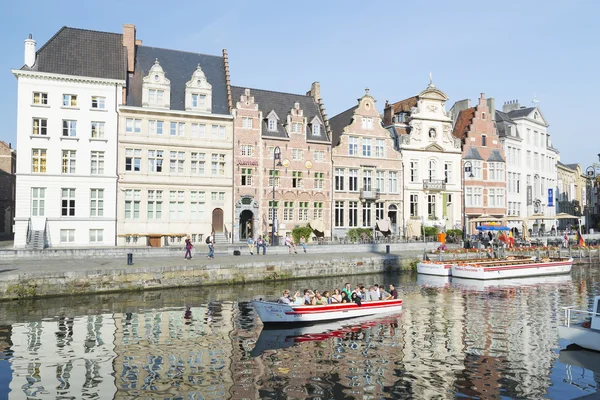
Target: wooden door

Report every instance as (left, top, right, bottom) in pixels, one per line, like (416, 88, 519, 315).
(212, 208, 224, 232)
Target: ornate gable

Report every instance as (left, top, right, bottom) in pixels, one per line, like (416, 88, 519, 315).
(185, 64, 212, 112)
(142, 59, 171, 109)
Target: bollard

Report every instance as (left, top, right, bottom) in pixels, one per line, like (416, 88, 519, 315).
(386, 244, 390, 254)
(127, 253, 133, 265)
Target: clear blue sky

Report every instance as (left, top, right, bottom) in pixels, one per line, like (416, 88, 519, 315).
(1, 0, 598, 166)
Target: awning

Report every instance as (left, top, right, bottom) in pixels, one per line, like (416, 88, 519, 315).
(309, 219, 326, 233)
(406, 219, 422, 238)
(376, 219, 391, 232)
(555, 213, 579, 220)
(470, 214, 502, 223)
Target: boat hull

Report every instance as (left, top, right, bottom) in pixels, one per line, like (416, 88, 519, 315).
(559, 325, 600, 352)
(252, 299, 403, 324)
(451, 258, 573, 280)
(416, 262, 453, 276)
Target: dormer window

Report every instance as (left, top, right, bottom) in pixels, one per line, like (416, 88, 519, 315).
(149, 89, 164, 105)
(142, 59, 171, 109)
(312, 123, 321, 136)
(268, 118, 277, 131)
(292, 122, 303, 134)
(185, 64, 212, 112)
(191, 94, 206, 109)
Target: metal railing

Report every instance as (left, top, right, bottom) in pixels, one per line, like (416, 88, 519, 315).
(359, 188, 380, 201)
(562, 306, 599, 327)
(423, 179, 446, 191)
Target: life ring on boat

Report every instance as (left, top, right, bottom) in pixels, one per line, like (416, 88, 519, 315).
(582, 321, 591, 328)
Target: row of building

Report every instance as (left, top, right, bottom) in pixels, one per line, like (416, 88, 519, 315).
(4, 24, 599, 248)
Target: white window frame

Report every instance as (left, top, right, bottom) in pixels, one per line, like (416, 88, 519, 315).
(91, 96, 105, 109)
(90, 189, 104, 217)
(91, 151, 105, 175)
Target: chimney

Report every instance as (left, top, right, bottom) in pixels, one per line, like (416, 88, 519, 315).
(307, 82, 321, 101)
(122, 24, 136, 73)
(24, 34, 36, 68)
(502, 99, 520, 113)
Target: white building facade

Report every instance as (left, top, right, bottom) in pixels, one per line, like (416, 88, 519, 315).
(12, 28, 126, 248)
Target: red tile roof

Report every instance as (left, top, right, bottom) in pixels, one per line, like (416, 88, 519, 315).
(453, 107, 475, 140)
(389, 96, 418, 113)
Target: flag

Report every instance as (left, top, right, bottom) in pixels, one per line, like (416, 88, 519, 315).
(576, 227, 586, 247)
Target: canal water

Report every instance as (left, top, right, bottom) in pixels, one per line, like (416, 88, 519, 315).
(0, 265, 599, 399)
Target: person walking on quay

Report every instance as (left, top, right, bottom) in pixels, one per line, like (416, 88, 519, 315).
(256, 235, 267, 255)
(247, 236, 255, 255)
(299, 236, 307, 253)
(184, 235, 193, 260)
(285, 235, 297, 254)
(206, 231, 215, 260)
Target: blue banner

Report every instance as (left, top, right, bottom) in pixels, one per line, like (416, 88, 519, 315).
(547, 188, 554, 207)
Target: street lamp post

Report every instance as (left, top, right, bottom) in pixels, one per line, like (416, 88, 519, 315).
(585, 166, 596, 234)
(462, 160, 474, 245)
(271, 146, 282, 245)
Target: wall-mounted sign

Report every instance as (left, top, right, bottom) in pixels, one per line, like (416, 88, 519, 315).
(547, 188, 554, 207)
(237, 159, 258, 166)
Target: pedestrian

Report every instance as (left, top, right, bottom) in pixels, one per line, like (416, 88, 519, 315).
(206, 231, 215, 259)
(247, 236, 255, 255)
(285, 235, 297, 254)
(184, 235, 193, 260)
(299, 236, 307, 253)
(256, 235, 266, 255)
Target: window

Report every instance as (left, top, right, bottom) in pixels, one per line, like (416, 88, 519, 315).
(61, 188, 76, 216)
(33, 92, 48, 105)
(63, 94, 77, 107)
(91, 151, 105, 175)
(481, 135, 487, 146)
(362, 202, 371, 227)
(298, 202, 309, 221)
(291, 122, 302, 133)
(410, 161, 419, 182)
(62, 120, 77, 137)
(472, 161, 482, 179)
(149, 89, 164, 105)
(241, 145, 253, 157)
(61, 150, 76, 174)
(269, 170, 280, 186)
(170, 151, 185, 174)
(313, 202, 324, 219)
(284, 201, 294, 221)
(60, 229, 75, 243)
(32, 118, 47, 135)
(389, 172, 398, 193)
(170, 122, 185, 136)
(349, 137, 358, 155)
(242, 117, 253, 129)
(313, 151, 325, 162)
(211, 125, 226, 138)
(190, 123, 205, 138)
(349, 169, 358, 191)
(149, 120, 165, 135)
(242, 168, 253, 186)
(211, 154, 226, 175)
(91, 122, 105, 138)
(361, 117, 373, 129)
(375, 171, 385, 192)
(190, 152, 205, 175)
(349, 201, 358, 227)
(335, 168, 345, 191)
(534, 152, 539, 169)
(375, 203, 384, 220)
(268, 200, 279, 221)
(410, 194, 418, 217)
(147, 190, 163, 219)
(191, 94, 206, 109)
(90, 189, 104, 217)
(362, 138, 372, 157)
(534, 131, 539, 147)
(428, 160, 436, 180)
(427, 194, 436, 218)
(335, 201, 345, 227)
(169, 191, 185, 220)
(375, 139, 385, 158)
(526, 151, 532, 167)
(125, 118, 141, 134)
(465, 187, 473, 207)
(292, 171, 303, 188)
(125, 148, 141, 172)
(488, 162, 504, 181)
(312, 123, 321, 136)
(473, 187, 482, 206)
(91, 96, 105, 109)
(268, 118, 277, 131)
(292, 149, 303, 161)
(124, 189, 141, 220)
(190, 191, 205, 220)
(147, 150, 164, 173)
(31, 188, 45, 216)
(314, 172, 324, 189)
(89, 229, 103, 243)
(32, 149, 47, 173)
(444, 162, 452, 184)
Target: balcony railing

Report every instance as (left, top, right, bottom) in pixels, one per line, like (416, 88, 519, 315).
(423, 179, 446, 191)
(360, 188, 380, 201)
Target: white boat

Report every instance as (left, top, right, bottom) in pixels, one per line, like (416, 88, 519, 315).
(451, 274, 572, 291)
(252, 298, 403, 324)
(417, 256, 534, 276)
(451, 257, 573, 280)
(559, 295, 600, 352)
(416, 273, 451, 288)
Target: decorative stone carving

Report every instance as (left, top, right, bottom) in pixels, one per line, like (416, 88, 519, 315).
(428, 128, 436, 138)
(427, 104, 438, 113)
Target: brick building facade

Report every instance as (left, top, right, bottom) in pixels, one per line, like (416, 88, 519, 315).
(231, 83, 331, 243)
(0, 141, 16, 236)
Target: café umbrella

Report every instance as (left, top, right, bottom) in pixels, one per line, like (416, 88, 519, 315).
(476, 224, 510, 231)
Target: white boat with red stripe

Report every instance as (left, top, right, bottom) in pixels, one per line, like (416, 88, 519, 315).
(252, 298, 403, 324)
(417, 256, 535, 276)
(451, 257, 573, 280)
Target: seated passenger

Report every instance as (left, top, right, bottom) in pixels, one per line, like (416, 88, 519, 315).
(341, 291, 350, 303)
(385, 284, 398, 300)
(292, 291, 304, 305)
(360, 286, 369, 301)
(331, 288, 342, 303)
(368, 286, 378, 301)
(322, 291, 332, 304)
(278, 290, 292, 304)
(303, 289, 314, 305)
(312, 290, 327, 305)
(351, 292, 362, 306)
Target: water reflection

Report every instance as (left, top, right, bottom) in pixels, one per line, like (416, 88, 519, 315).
(0, 266, 597, 399)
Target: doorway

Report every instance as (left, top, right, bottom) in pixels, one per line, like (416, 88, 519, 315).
(212, 208, 224, 233)
(388, 204, 398, 234)
(240, 210, 254, 240)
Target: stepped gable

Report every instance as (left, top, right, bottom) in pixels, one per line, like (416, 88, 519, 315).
(24, 26, 126, 80)
(127, 46, 229, 114)
(231, 86, 330, 143)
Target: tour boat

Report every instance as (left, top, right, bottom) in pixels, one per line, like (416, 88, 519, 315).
(252, 298, 403, 324)
(451, 257, 573, 280)
(417, 256, 534, 276)
(559, 295, 600, 352)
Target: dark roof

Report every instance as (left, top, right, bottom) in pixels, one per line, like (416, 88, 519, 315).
(329, 105, 357, 146)
(453, 107, 475, 139)
(126, 46, 229, 114)
(487, 149, 505, 162)
(231, 86, 330, 142)
(25, 26, 126, 80)
(507, 107, 535, 119)
(387, 96, 418, 113)
(464, 147, 483, 160)
(495, 110, 514, 137)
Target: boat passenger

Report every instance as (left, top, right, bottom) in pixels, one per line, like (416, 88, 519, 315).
(341, 291, 350, 303)
(353, 285, 363, 300)
(360, 286, 370, 301)
(342, 283, 352, 299)
(374, 284, 381, 300)
(368, 286, 378, 301)
(322, 291, 332, 304)
(303, 289, 314, 305)
(279, 290, 293, 304)
(385, 284, 398, 300)
(313, 290, 327, 305)
(292, 291, 304, 305)
(331, 289, 342, 303)
(351, 292, 362, 306)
